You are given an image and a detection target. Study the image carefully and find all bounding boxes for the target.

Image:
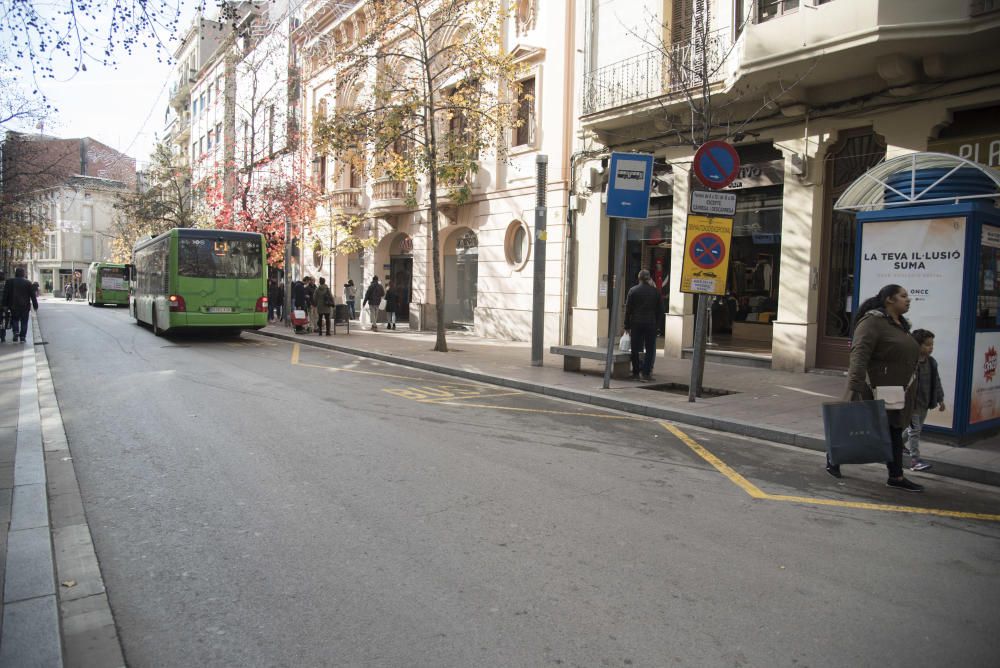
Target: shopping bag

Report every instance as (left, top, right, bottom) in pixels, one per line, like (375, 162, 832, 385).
(378, 298, 387, 311)
(359, 306, 370, 327)
(822, 400, 893, 466)
(619, 333, 631, 352)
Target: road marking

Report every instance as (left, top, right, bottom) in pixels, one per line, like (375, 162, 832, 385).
(427, 401, 647, 420)
(660, 422, 1000, 522)
(776, 385, 836, 398)
(291, 343, 300, 366)
(662, 423, 768, 499)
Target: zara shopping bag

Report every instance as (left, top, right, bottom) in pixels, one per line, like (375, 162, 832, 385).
(822, 400, 893, 466)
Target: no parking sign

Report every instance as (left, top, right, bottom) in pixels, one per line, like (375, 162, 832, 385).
(680, 215, 734, 295)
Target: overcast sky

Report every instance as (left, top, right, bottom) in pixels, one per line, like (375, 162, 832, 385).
(6, 1, 202, 168)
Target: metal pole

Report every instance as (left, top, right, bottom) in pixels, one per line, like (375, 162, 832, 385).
(283, 215, 291, 327)
(531, 154, 548, 366)
(602, 218, 627, 390)
(688, 294, 709, 401)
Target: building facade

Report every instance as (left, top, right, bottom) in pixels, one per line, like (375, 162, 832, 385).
(574, 0, 1000, 371)
(294, 0, 577, 340)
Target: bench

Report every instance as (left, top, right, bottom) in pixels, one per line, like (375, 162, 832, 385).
(550, 345, 635, 379)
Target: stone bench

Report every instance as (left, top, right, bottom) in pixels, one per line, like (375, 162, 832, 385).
(550, 345, 634, 379)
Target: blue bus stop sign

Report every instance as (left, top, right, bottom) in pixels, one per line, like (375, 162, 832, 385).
(606, 152, 654, 219)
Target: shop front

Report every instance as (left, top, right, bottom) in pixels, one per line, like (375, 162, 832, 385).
(607, 197, 672, 336)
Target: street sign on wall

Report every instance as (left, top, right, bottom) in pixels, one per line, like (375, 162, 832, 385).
(693, 141, 740, 190)
(680, 215, 734, 295)
(690, 190, 737, 216)
(606, 152, 654, 219)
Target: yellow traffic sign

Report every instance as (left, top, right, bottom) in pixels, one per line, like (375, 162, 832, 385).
(680, 215, 734, 295)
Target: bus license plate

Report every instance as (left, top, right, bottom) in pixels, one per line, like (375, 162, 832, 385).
(208, 307, 233, 313)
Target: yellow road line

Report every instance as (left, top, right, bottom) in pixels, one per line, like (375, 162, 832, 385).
(661, 423, 769, 499)
(426, 401, 647, 420)
(419, 391, 525, 403)
(662, 422, 1000, 522)
(291, 343, 299, 366)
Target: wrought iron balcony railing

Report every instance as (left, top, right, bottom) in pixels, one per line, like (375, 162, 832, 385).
(582, 29, 731, 115)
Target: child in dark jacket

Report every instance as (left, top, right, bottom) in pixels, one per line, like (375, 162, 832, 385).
(906, 329, 945, 472)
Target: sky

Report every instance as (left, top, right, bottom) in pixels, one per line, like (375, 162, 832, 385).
(5, 1, 203, 168)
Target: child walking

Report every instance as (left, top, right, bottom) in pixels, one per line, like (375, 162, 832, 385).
(906, 329, 945, 472)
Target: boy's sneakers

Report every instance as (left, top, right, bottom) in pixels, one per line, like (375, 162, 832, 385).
(887, 477, 924, 492)
(911, 460, 933, 472)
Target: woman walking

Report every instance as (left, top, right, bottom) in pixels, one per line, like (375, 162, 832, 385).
(384, 280, 399, 330)
(831, 284, 924, 492)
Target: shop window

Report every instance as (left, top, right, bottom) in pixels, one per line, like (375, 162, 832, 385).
(504, 220, 530, 268)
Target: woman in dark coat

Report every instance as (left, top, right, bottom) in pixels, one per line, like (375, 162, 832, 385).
(384, 280, 399, 330)
(832, 284, 923, 491)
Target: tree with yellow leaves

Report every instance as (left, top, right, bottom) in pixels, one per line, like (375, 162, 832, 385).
(311, 0, 523, 352)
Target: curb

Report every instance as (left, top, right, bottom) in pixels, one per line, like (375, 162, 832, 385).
(256, 329, 1000, 489)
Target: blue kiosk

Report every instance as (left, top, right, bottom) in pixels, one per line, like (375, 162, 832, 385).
(836, 153, 1000, 443)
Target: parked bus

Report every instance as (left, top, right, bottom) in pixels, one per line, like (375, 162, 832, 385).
(129, 228, 268, 335)
(86, 262, 130, 307)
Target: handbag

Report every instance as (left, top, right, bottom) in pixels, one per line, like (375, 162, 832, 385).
(619, 333, 631, 352)
(378, 298, 387, 311)
(822, 400, 893, 466)
(867, 371, 915, 411)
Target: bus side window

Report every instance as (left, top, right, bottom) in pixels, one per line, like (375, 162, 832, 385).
(123, 264, 134, 281)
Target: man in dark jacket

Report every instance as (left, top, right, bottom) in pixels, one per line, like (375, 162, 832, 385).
(3, 267, 39, 343)
(362, 277, 384, 331)
(624, 269, 664, 381)
(0, 270, 7, 342)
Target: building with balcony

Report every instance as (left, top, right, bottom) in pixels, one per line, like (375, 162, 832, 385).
(296, 0, 575, 339)
(573, 0, 1000, 372)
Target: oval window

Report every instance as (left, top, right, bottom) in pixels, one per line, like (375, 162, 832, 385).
(504, 221, 530, 269)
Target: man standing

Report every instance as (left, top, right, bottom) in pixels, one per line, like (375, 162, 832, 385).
(623, 269, 663, 382)
(3, 267, 39, 343)
(0, 271, 7, 343)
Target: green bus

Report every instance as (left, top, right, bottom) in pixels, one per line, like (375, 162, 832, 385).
(129, 228, 269, 335)
(86, 262, 130, 307)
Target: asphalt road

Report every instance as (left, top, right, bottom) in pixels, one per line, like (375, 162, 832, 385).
(39, 299, 1000, 668)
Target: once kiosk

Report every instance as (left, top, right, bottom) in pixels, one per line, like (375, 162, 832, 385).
(836, 153, 1000, 443)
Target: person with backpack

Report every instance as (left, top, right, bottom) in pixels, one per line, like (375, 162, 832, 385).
(3, 268, 39, 343)
(313, 277, 334, 336)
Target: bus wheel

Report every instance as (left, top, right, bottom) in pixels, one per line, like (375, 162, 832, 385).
(152, 312, 164, 337)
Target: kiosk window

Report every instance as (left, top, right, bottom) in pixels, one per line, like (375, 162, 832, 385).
(978, 226, 1000, 328)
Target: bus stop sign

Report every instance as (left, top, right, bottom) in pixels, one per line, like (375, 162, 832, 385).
(606, 152, 654, 219)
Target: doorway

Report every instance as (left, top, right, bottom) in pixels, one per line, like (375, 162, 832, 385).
(445, 229, 478, 327)
(816, 129, 886, 369)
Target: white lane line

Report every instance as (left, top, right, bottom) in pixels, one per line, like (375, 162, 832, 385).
(776, 385, 836, 398)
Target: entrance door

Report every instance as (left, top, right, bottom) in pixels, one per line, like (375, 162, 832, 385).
(816, 129, 886, 369)
(390, 256, 412, 321)
(445, 230, 478, 327)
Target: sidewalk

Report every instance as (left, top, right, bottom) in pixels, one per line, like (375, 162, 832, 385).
(259, 320, 1000, 488)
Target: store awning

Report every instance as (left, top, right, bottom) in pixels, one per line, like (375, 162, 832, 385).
(834, 152, 1000, 212)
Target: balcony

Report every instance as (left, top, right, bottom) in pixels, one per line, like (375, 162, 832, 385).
(326, 188, 363, 215)
(369, 178, 410, 213)
(169, 80, 191, 111)
(582, 29, 731, 116)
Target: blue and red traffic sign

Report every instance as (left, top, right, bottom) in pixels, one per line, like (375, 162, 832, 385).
(688, 232, 726, 269)
(693, 141, 740, 190)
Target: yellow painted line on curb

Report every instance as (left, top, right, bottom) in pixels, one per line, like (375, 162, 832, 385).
(662, 422, 1000, 522)
(661, 423, 769, 499)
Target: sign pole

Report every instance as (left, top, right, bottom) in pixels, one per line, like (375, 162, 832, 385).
(688, 294, 709, 401)
(602, 217, 627, 390)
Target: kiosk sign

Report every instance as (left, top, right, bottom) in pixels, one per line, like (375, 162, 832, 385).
(681, 216, 733, 295)
(606, 152, 654, 219)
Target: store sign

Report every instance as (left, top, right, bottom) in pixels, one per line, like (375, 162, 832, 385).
(858, 217, 966, 429)
(680, 215, 734, 295)
(721, 160, 784, 191)
(928, 133, 1000, 170)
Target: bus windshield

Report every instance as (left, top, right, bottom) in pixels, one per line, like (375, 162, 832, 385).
(178, 238, 263, 279)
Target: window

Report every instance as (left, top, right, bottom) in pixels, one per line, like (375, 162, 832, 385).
(81, 236, 94, 262)
(192, 98, 198, 116)
(199, 93, 206, 114)
(514, 76, 536, 147)
(207, 84, 212, 105)
(504, 220, 530, 268)
(268, 105, 276, 155)
(216, 122, 223, 143)
(317, 155, 327, 193)
(178, 237, 263, 278)
(82, 204, 94, 230)
(199, 137, 205, 155)
(207, 129, 214, 150)
(38, 232, 57, 260)
(216, 75, 224, 92)
(757, 0, 799, 22)
(192, 142, 197, 161)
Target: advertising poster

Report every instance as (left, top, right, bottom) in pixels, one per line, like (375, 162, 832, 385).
(970, 332, 1000, 424)
(680, 215, 733, 295)
(858, 217, 965, 429)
